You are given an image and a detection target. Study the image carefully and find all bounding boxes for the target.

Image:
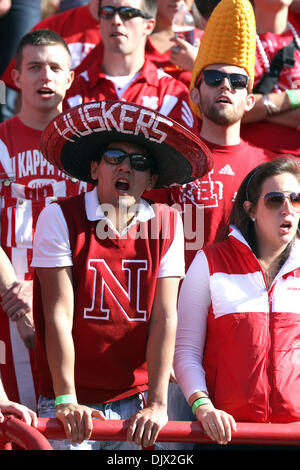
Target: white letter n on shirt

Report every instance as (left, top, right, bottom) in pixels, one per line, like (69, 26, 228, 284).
(83, 259, 148, 321)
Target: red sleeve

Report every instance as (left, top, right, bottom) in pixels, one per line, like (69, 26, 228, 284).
(158, 77, 200, 135)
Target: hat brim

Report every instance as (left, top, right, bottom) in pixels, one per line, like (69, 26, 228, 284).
(41, 101, 212, 188)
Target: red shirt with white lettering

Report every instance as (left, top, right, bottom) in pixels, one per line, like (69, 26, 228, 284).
(64, 58, 198, 133)
(0, 116, 89, 409)
(145, 140, 272, 270)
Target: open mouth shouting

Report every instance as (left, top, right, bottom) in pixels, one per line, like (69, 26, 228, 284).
(37, 87, 55, 97)
(115, 178, 130, 193)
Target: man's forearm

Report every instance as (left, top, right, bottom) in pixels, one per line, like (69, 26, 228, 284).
(0, 247, 16, 294)
(37, 267, 76, 398)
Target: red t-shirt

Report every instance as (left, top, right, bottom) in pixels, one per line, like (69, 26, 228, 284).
(145, 139, 273, 270)
(64, 58, 198, 133)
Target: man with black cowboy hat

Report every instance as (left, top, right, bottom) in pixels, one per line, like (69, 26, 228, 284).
(31, 100, 211, 450)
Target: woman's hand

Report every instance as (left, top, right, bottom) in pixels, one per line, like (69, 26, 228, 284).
(0, 398, 37, 427)
(195, 402, 236, 445)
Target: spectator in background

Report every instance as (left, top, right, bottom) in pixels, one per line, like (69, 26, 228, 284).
(191, 0, 300, 156)
(65, 0, 197, 133)
(0, 29, 87, 416)
(241, 0, 300, 156)
(0, 0, 99, 122)
(0, 0, 42, 122)
(76, 0, 205, 89)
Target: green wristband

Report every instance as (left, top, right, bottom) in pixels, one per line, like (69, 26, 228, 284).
(55, 394, 77, 407)
(191, 397, 211, 414)
(286, 89, 300, 110)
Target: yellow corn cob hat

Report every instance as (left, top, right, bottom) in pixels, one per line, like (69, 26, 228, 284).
(190, 0, 256, 119)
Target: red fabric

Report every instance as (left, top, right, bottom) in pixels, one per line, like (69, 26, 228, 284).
(145, 139, 273, 270)
(203, 236, 300, 423)
(74, 29, 204, 87)
(33, 194, 177, 403)
(0, 116, 90, 408)
(64, 58, 198, 133)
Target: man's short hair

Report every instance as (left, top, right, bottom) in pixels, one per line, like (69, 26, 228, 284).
(98, 0, 157, 19)
(14, 29, 71, 70)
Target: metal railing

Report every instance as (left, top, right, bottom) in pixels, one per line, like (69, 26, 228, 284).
(1, 416, 300, 450)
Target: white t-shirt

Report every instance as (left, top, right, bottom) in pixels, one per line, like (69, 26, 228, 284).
(32, 188, 185, 279)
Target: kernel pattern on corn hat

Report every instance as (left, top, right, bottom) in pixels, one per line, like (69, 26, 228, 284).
(190, 0, 256, 119)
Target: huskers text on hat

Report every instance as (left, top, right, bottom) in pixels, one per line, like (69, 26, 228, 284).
(54, 101, 174, 144)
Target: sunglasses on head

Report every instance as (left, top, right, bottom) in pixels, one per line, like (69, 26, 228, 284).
(102, 148, 154, 172)
(262, 191, 300, 212)
(99, 6, 151, 20)
(197, 70, 250, 90)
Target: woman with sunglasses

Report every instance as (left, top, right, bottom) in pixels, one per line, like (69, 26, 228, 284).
(174, 156, 300, 445)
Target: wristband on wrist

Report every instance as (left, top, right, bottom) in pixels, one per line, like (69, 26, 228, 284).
(191, 397, 211, 415)
(286, 89, 300, 110)
(55, 394, 77, 407)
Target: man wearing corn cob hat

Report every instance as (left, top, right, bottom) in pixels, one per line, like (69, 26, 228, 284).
(158, 0, 275, 272)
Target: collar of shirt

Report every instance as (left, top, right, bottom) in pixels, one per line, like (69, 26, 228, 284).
(229, 224, 300, 277)
(84, 186, 156, 235)
(87, 57, 160, 89)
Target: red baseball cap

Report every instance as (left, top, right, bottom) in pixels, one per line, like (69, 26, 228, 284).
(41, 100, 212, 188)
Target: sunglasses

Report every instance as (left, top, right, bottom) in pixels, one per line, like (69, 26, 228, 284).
(197, 70, 250, 90)
(102, 148, 154, 172)
(262, 191, 300, 212)
(99, 6, 151, 20)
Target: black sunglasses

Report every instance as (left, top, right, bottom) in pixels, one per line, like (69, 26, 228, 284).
(197, 70, 250, 90)
(102, 148, 154, 172)
(262, 191, 300, 212)
(99, 6, 151, 20)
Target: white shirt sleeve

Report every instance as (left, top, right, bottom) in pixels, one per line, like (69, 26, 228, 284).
(31, 203, 72, 267)
(157, 211, 185, 278)
(174, 250, 212, 402)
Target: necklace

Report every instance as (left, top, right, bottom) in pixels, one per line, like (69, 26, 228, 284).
(256, 21, 300, 90)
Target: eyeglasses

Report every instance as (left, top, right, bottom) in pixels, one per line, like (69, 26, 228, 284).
(196, 70, 250, 90)
(262, 191, 300, 212)
(99, 6, 151, 21)
(102, 148, 154, 172)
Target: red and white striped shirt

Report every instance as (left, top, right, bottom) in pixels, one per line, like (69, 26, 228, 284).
(0, 115, 89, 409)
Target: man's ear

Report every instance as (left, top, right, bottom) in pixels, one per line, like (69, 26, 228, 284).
(145, 18, 156, 36)
(11, 68, 21, 90)
(244, 92, 255, 112)
(190, 87, 200, 105)
(146, 174, 158, 191)
(91, 160, 99, 180)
